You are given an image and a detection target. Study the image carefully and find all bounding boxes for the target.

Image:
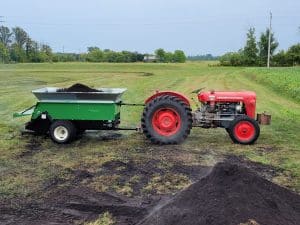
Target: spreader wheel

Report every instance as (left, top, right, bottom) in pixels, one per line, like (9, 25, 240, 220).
(141, 95, 192, 144)
(228, 116, 260, 145)
(49, 120, 77, 144)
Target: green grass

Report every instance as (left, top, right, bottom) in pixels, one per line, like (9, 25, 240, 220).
(85, 212, 115, 225)
(0, 62, 299, 199)
(244, 67, 300, 103)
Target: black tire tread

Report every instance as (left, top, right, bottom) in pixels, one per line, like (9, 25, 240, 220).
(228, 115, 260, 145)
(141, 95, 193, 144)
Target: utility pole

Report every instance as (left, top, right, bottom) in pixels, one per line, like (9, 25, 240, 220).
(267, 12, 272, 68)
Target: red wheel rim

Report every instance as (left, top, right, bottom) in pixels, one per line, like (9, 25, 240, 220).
(152, 108, 181, 136)
(234, 121, 255, 142)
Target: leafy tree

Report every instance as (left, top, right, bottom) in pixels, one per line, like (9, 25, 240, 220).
(53, 53, 81, 62)
(272, 50, 289, 66)
(0, 26, 12, 47)
(0, 42, 9, 63)
(10, 43, 26, 62)
(39, 44, 53, 62)
(86, 47, 103, 62)
(154, 49, 186, 63)
(286, 43, 300, 66)
(188, 54, 219, 61)
(85, 48, 145, 63)
(121, 51, 132, 62)
(164, 52, 173, 62)
(243, 27, 258, 66)
(173, 50, 186, 63)
(219, 52, 245, 66)
(12, 27, 28, 48)
(104, 50, 117, 62)
(130, 52, 144, 62)
(136, 53, 144, 62)
(88, 46, 100, 52)
(155, 48, 166, 62)
(115, 53, 125, 63)
(258, 28, 279, 66)
(25, 38, 39, 62)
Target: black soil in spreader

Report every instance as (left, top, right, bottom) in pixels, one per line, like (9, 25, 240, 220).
(139, 162, 300, 225)
(57, 83, 102, 92)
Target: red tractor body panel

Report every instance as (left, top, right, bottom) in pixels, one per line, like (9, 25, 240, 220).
(145, 91, 190, 106)
(198, 91, 256, 119)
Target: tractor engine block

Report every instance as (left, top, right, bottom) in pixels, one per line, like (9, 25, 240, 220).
(193, 102, 244, 128)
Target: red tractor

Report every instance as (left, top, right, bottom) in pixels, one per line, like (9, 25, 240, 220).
(141, 90, 261, 145)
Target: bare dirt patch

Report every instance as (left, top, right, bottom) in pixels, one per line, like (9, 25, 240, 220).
(18, 137, 43, 158)
(139, 162, 300, 225)
(1, 151, 298, 225)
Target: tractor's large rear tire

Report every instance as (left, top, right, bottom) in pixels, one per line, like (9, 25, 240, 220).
(228, 116, 260, 145)
(141, 95, 193, 144)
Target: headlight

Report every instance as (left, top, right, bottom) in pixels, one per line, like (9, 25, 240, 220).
(236, 105, 242, 113)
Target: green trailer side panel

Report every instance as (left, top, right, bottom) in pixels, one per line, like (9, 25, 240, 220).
(32, 102, 120, 121)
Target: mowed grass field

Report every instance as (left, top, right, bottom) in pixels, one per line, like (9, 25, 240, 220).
(0, 62, 300, 201)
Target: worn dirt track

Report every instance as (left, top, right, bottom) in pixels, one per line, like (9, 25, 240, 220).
(0, 150, 210, 225)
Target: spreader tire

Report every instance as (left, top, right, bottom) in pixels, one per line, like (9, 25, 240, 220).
(141, 95, 192, 144)
(50, 120, 77, 144)
(228, 116, 260, 145)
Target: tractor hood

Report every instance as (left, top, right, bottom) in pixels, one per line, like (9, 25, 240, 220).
(198, 91, 256, 103)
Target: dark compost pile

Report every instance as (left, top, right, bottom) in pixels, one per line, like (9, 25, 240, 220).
(57, 83, 101, 92)
(139, 162, 300, 225)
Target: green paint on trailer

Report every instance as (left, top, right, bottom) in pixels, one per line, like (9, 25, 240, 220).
(32, 101, 120, 121)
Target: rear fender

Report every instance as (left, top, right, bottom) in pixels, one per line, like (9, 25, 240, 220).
(145, 91, 190, 106)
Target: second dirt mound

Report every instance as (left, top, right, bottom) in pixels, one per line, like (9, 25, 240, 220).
(139, 162, 300, 225)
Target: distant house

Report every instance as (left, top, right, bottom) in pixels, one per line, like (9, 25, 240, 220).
(144, 55, 157, 62)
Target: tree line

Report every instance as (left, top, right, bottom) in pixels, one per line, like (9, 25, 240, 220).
(154, 48, 186, 63)
(0, 26, 53, 63)
(220, 27, 300, 67)
(84, 47, 145, 63)
(187, 54, 219, 61)
(0, 26, 186, 63)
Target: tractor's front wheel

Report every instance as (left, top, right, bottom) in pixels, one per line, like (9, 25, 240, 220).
(141, 95, 192, 144)
(50, 120, 77, 144)
(228, 116, 260, 145)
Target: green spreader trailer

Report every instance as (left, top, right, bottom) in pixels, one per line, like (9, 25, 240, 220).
(14, 87, 128, 143)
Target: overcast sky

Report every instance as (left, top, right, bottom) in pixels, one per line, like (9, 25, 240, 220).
(1, 0, 299, 55)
